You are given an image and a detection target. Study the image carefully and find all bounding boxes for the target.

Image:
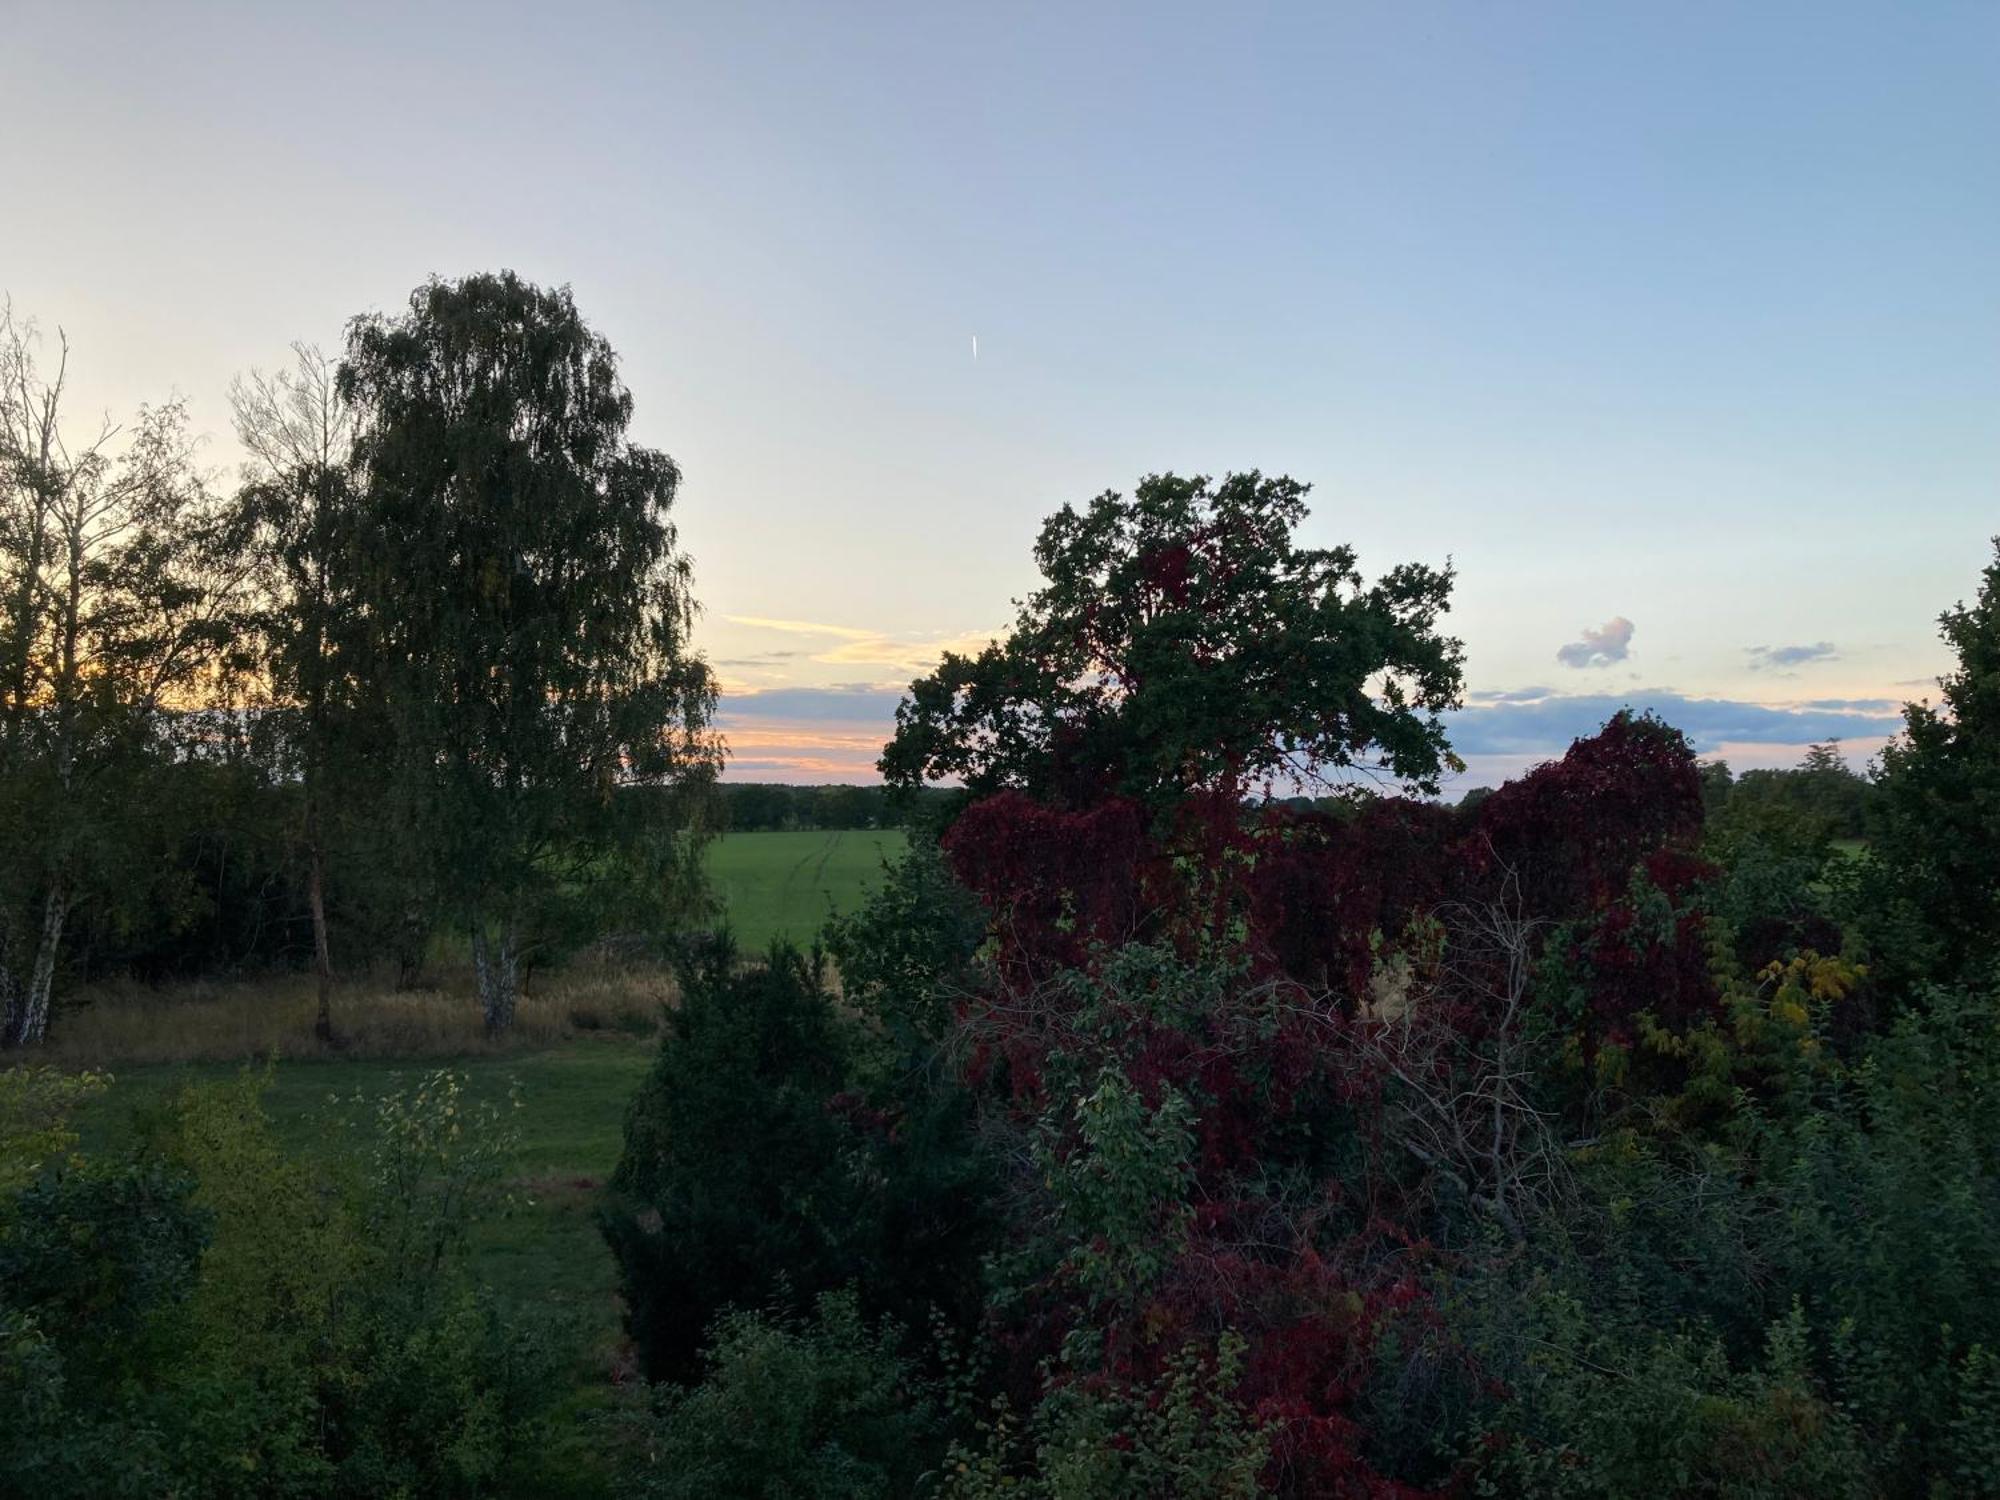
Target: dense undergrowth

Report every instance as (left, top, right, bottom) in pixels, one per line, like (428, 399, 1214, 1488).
(594, 724, 2000, 1497)
(592, 501, 2000, 1498)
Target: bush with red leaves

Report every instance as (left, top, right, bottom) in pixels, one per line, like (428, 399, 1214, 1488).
(941, 791, 1151, 975)
(1465, 711, 1705, 920)
(920, 712, 1730, 1495)
(1247, 799, 1459, 1001)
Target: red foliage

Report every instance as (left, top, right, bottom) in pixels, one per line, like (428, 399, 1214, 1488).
(1466, 711, 1704, 918)
(1240, 1283, 1421, 1498)
(1138, 540, 1195, 609)
(1572, 847, 1724, 1053)
(1248, 800, 1458, 998)
(1077, 1241, 1441, 1498)
(940, 714, 1717, 1494)
(942, 790, 1151, 973)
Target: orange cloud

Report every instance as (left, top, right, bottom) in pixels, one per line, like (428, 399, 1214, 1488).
(722, 614, 880, 641)
(714, 717, 890, 781)
(723, 615, 998, 670)
(809, 631, 993, 672)
(719, 724, 886, 754)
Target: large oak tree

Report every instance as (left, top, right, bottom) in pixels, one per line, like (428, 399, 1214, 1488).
(881, 471, 1465, 813)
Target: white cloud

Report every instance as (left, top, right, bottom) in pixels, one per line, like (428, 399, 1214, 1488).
(1555, 617, 1634, 669)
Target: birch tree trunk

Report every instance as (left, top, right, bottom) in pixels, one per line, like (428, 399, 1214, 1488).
(232, 347, 354, 1043)
(1, 318, 238, 1048)
(302, 605, 336, 1043)
(17, 882, 68, 1047)
(307, 831, 334, 1045)
(472, 919, 520, 1036)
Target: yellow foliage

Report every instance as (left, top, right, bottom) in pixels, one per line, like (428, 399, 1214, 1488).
(1749, 951, 1863, 1060)
(0, 1065, 111, 1194)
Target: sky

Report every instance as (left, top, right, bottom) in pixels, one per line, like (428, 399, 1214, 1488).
(4, 2, 1995, 790)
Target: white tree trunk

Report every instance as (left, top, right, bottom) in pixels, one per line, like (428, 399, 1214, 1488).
(307, 835, 335, 1044)
(472, 919, 520, 1036)
(18, 883, 68, 1046)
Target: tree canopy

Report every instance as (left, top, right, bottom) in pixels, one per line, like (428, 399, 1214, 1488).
(881, 472, 1464, 812)
(0, 305, 248, 1044)
(339, 272, 721, 1030)
(1872, 536, 2000, 982)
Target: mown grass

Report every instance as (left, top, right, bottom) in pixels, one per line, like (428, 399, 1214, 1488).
(705, 827, 907, 953)
(69, 1040, 656, 1373)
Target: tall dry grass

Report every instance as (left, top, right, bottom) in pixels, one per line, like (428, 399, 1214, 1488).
(42, 959, 674, 1067)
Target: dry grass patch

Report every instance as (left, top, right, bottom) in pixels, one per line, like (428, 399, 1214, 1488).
(43, 960, 674, 1066)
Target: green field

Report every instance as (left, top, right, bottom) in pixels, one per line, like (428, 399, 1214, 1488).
(705, 827, 908, 952)
(74, 1041, 656, 1364)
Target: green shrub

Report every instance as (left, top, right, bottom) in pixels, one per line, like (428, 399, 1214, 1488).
(601, 941, 861, 1383)
(824, 838, 985, 1053)
(633, 1291, 943, 1499)
(945, 1332, 1269, 1499)
(1038, 1063, 1195, 1302)
(1753, 986, 2000, 1490)
(1941, 1344, 2000, 1499)
(0, 1063, 563, 1498)
(0, 1065, 111, 1192)
(161, 1066, 556, 1498)
(0, 1156, 209, 1496)
(601, 939, 993, 1384)
(1469, 1299, 1868, 1500)
(1441, 978, 2000, 1500)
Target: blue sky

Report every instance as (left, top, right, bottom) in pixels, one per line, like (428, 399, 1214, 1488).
(4, 2, 1994, 787)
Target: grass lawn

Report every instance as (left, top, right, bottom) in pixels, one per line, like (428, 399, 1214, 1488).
(71, 1039, 656, 1367)
(44, 829, 910, 1380)
(705, 827, 908, 953)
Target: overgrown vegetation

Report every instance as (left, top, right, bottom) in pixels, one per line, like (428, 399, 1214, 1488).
(1, 1063, 576, 1497)
(7, 263, 1998, 1493)
(602, 494, 2000, 1496)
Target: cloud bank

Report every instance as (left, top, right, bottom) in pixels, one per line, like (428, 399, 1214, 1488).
(722, 615, 999, 676)
(1747, 641, 1839, 670)
(717, 684, 906, 722)
(712, 682, 1908, 783)
(1444, 689, 1898, 756)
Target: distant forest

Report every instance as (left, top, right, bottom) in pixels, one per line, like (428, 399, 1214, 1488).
(717, 780, 951, 832)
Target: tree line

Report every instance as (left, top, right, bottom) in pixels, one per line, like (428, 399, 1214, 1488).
(717, 780, 948, 832)
(0, 274, 722, 1046)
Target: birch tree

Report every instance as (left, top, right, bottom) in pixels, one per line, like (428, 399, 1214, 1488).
(339, 273, 722, 1033)
(229, 344, 355, 1042)
(0, 305, 247, 1044)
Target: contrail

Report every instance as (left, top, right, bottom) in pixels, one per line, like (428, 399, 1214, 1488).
(972, 333, 978, 361)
